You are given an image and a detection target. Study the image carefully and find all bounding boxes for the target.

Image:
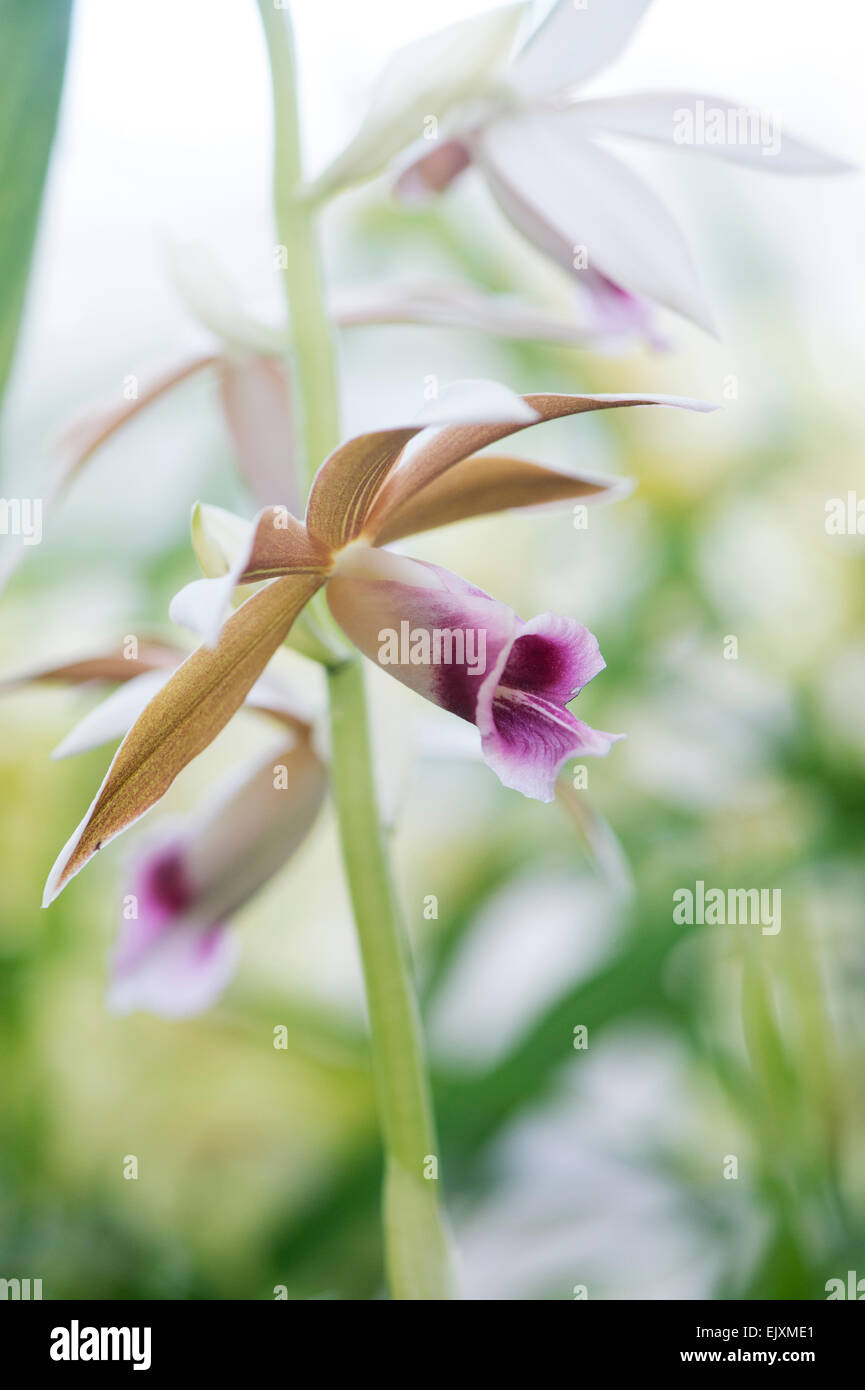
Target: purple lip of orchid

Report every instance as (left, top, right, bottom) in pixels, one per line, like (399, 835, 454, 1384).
(326, 554, 623, 803)
(136, 842, 196, 924)
(109, 837, 238, 1020)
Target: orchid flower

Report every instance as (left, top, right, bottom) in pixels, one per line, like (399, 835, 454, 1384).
(110, 730, 326, 1018)
(310, 0, 851, 334)
(3, 641, 325, 1016)
(8, 607, 627, 1013)
(41, 380, 713, 906)
(326, 548, 623, 801)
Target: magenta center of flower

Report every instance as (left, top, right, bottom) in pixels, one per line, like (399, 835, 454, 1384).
(140, 845, 196, 923)
(500, 632, 574, 697)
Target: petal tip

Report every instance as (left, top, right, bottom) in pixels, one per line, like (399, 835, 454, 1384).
(42, 851, 71, 908)
(650, 394, 721, 414)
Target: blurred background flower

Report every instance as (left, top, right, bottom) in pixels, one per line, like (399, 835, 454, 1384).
(0, 0, 863, 1300)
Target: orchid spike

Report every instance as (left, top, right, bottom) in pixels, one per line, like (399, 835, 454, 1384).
(313, 0, 852, 333)
(42, 382, 715, 903)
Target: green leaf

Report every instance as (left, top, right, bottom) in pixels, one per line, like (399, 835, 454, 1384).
(0, 0, 73, 405)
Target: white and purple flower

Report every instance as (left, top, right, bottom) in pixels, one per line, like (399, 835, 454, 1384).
(327, 548, 621, 802)
(109, 733, 326, 1017)
(41, 381, 715, 905)
(312, 0, 851, 335)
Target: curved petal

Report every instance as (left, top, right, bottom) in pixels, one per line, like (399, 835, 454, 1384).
(209, 505, 329, 585)
(372, 452, 632, 544)
(48, 662, 311, 761)
(478, 110, 716, 332)
(478, 611, 622, 799)
(305, 428, 421, 551)
(54, 355, 218, 496)
(566, 92, 855, 174)
(510, 0, 652, 98)
(308, 3, 524, 196)
(168, 577, 233, 645)
(43, 571, 324, 905)
(499, 610, 606, 701)
(476, 148, 659, 342)
(218, 355, 300, 511)
(364, 389, 715, 539)
(305, 380, 545, 552)
(482, 694, 621, 800)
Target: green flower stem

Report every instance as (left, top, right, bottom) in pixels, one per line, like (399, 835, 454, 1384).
(257, 0, 455, 1300)
(256, 0, 339, 485)
(327, 659, 455, 1300)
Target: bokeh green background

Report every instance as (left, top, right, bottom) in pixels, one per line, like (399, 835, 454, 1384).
(1, 0, 863, 1299)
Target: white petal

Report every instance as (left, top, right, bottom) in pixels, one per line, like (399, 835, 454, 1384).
(176, 505, 265, 648)
(161, 237, 283, 355)
(51, 670, 174, 760)
(184, 504, 333, 653)
(331, 277, 607, 345)
(413, 377, 540, 427)
(108, 918, 239, 1019)
(479, 111, 715, 332)
(510, 0, 652, 98)
(563, 91, 855, 173)
(308, 3, 525, 196)
(169, 575, 239, 648)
